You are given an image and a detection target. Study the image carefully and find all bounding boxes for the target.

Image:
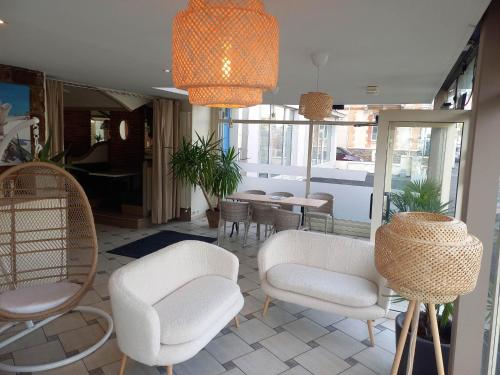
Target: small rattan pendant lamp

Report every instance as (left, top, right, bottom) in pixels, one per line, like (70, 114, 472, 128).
(375, 212, 483, 375)
(299, 52, 334, 121)
(172, 0, 279, 108)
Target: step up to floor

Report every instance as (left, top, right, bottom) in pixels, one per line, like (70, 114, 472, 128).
(93, 210, 150, 229)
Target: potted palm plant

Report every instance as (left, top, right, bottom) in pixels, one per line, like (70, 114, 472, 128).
(171, 132, 242, 228)
(389, 178, 453, 375)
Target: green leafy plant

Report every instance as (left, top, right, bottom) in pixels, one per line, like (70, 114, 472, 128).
(171, 132, 242, 212)
(389, 178, 450, 220)
(390, 178, 454, 341)
(211, 146, 242, 207)
(13, 133, 82, 171)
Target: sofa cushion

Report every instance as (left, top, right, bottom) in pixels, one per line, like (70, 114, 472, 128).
(153, 275, 241, 345)
(267, 263, 378, 308)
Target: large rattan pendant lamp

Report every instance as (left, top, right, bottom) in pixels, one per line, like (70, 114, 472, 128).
(172, 0, 279, 108)
(375, 212, 483, 375)
(299, 52, 334, 121)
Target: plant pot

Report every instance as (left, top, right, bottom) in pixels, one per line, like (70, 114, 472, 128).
(205, 209, 220, 228)
(395, 312, 450, 375)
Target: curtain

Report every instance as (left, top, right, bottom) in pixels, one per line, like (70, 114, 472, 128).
(210, 108, 221, 139)
(46, 79, 65, 155)
(152, 98, 181, 224)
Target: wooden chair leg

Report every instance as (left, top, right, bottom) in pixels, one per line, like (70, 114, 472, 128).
(428, 303, 446, 375)
(234, 315, 240, 328)
(390, 300, 417, 375)
(118, 354, 127, 375)
(262, 296, 271, 317)
(256, 223, 260, 240)
(367, 320, 375, 347)
(166, 365, 173, 375)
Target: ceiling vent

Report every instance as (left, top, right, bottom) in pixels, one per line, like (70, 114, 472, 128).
(366, 85, 380, 95)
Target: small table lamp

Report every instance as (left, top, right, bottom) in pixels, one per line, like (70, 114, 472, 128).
(375, 212, 483, 375)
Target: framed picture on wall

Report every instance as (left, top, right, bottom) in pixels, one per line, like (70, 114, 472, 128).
(0, 82, 32, 165)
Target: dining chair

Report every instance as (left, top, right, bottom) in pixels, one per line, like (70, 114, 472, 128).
(243, 190, 266, 195)
(270, 191, 294, 211)
(272, 208, 302, 233)
(218, 201, 251, 247)
(251, 203, 277, 240)
(305, 192, 335, 234)
(240, 190, 266, 236)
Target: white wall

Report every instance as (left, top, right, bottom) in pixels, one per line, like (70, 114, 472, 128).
(452, 2, 500, 373)
(190, 105, 213, 218)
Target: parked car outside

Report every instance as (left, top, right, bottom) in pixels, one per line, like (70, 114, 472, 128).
(336, 147, 363, 161)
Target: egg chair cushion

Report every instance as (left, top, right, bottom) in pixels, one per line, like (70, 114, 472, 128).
(0, 281, 81, 314)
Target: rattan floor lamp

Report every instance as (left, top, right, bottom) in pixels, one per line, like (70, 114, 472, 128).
(0, 162, 113, 372)
(375, 212, 482, 375)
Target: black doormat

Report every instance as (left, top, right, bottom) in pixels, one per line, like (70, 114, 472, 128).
(107, 230, 217, 259)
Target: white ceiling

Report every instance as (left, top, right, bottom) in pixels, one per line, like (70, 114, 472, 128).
(0, 0, 491, 105)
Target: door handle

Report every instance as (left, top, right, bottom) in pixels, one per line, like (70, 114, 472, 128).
(369, 192, 391, 221)
(369, 193, 373, 220)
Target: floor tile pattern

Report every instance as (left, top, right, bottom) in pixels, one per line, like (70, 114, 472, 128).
(0, 218, 398, 375)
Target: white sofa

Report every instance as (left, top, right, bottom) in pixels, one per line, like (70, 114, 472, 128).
(109, 241, 243, 375)
(258, 230, 390, 346)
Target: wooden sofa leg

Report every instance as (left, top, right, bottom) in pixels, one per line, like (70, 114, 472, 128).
(262, 296, 271, 317)
(166, 365, 173, 375)
(234, 315, 240, 328)
(367, 320, 375, 347)
(118, 354, 127, 375)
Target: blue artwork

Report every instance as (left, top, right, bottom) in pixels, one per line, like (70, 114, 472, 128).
(0, 82, 30, 117)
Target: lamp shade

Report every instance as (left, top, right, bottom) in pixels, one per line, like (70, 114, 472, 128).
(172, 0, 279, 108)
(375, 212, 482, 303)
(299, 92, 333, 121)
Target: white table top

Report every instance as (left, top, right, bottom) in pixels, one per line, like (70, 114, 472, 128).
(226, 193, 327, 208)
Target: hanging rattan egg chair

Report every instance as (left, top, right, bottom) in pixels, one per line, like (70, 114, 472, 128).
(0, 162, 113, 373)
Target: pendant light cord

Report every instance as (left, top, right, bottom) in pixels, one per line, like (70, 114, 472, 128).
(316, 66, 320, 91)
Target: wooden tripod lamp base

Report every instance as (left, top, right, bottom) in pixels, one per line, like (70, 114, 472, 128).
(390, 300, 445, 375)
(375, 213, 483, 375)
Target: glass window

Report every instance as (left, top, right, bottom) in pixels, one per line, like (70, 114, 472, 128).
(90, 118, 108, 145)
(231, 104, 309, 197)
(446, 57, 476, 110)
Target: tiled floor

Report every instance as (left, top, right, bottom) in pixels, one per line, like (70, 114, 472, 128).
(0, 218, 400, 375)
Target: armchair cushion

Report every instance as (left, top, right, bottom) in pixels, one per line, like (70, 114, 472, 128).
(267, 263, 378, 308)
(153, 275, 242, 345)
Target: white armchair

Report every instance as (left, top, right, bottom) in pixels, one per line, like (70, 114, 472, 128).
(109, 240, 243, 375)
(258, 230, 390, 346)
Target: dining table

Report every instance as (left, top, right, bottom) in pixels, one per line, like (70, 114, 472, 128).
(225, 192, 328, 236)
(226, 192, 328, 209)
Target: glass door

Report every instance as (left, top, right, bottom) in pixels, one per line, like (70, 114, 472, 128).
(230, 105, 380, 238)
(370, 110, 471, 239)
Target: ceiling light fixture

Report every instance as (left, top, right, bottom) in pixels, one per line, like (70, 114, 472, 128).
(172, 0, 279, 108)
(0, 19, 7, 25)
(299, 52, 333, 121)
(163, 68, 171, 73)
